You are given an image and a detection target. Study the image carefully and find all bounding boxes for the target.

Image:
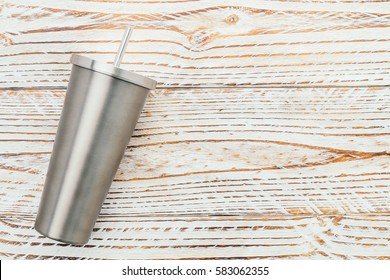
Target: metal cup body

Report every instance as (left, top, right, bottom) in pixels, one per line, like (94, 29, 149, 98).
(35, 63, 150, 245)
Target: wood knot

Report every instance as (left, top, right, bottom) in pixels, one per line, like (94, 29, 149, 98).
(189, 29, 212, 48)
(0, 33, 13, 47)
(225, 14, 239, 25)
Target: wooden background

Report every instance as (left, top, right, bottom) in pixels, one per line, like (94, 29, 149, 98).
(0, 0, 389, 259)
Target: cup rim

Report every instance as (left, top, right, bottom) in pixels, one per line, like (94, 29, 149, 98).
(70, 54, 157, 90)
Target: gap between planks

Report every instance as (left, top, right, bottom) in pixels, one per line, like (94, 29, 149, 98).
(2, 85, 390, 91)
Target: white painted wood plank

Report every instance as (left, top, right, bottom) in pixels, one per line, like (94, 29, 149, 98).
(1, 215, 390, 259)
(1, 0, 389, 87)
(1, 88, 389, 216)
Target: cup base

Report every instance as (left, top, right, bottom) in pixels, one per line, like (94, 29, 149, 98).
(34, 224, 87, 246)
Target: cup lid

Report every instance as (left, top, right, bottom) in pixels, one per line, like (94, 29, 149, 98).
(70, 54, 157, 90)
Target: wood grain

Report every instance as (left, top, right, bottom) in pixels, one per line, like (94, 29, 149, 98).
(1, 0, 389, 87)
(1, 0, 389, 260)
(1, 215, 390, 259)
(1, 88, 389, 217)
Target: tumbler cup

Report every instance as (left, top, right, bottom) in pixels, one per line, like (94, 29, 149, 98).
(35, 28, 157, 245)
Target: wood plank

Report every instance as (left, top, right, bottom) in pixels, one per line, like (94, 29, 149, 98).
(1, 88, 389, 216)
(1, 214, 390, 259)
(1, 0, 389, 87)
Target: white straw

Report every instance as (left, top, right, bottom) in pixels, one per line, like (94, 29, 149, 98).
(113, 27, 133, 67)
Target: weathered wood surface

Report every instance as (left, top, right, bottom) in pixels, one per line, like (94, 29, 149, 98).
(2, 215, 390, 260)
(1, 0, 390, 260)
(1, 0, 390, 87)
(1, 87, 389, 259)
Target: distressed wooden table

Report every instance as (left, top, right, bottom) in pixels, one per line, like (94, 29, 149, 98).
(0, 0, 389, 259)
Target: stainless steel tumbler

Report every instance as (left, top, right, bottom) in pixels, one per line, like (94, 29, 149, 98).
(35, 28, 157, 245)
